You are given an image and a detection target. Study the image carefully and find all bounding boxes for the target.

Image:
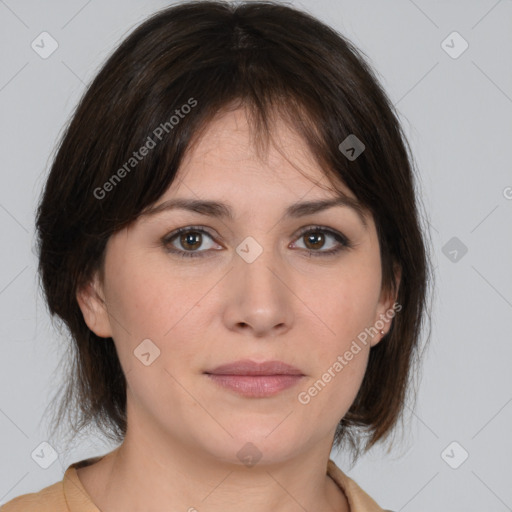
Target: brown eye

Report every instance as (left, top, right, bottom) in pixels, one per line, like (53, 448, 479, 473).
(162, 227, 220, 258)
(179, 231, 203, 251)
(303, 231, 326, 250)
(292, 226, 351, 257)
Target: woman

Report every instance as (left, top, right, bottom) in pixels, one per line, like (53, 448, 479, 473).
(2, 1, 430, 511)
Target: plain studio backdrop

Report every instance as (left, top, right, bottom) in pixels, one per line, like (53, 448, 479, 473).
(0, 1, 511, 511)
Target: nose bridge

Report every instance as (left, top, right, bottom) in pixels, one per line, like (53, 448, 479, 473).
(225, 233, 293, 335)
(235, 232, 285, 299)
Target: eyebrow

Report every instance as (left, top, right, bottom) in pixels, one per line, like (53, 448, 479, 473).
(141, 196, 368, 228)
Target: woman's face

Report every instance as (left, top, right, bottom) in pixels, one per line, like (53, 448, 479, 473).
(79, 108, 397, 466)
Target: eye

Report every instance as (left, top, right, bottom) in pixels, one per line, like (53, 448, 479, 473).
(291, 225, 352, 257)
(162, 226, 221, 258)
(161, 225, 352, 259)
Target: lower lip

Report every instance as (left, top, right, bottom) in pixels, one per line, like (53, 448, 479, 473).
(205, 374, 304, 397)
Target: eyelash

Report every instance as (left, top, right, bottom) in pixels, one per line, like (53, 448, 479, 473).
(161, 225, 352, 259)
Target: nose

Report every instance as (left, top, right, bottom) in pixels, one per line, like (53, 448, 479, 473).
(222, 244, 294, 338)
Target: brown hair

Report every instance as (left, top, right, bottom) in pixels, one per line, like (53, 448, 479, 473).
(37, 0, 432, 461)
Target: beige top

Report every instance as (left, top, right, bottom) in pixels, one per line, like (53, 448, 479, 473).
(1, 454, 393, 512)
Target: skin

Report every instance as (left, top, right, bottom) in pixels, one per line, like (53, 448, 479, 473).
(76, 107, 399, 512)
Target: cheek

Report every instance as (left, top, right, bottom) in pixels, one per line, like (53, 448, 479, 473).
(102, 247, 193, 350)
(295, 260, 381, 413)
(102, 247, 224, 382)
(102, 253, 205, 416)
(307, 261, 382, 352)
(295, 287, 376, 425)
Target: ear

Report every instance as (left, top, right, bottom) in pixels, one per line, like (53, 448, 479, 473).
(76, 271, 113, 338)
(370, 265, 402, 347)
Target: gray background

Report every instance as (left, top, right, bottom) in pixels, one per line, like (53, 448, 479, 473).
(1, 0, 511, 510)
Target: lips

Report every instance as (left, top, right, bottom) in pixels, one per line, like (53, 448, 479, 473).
(205, 359, 304, 376)
(204, 360, 304, 398)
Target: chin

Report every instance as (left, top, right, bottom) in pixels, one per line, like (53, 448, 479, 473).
(200, 427, 304, 468)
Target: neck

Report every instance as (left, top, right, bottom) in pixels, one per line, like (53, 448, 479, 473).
(77, 428, 349, 512)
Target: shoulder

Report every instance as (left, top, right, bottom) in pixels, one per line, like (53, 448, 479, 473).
(327, 459, 396, 512)
(1, 452, 106, 512)
(1, 480, 66, 512)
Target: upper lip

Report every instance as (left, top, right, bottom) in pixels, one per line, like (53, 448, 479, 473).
(205, 359, 304, 376)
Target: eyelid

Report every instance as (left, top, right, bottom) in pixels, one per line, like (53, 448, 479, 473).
(161, 225, 221, 249)
(161, 224, 352, 258)
(292, 224, 351, 247)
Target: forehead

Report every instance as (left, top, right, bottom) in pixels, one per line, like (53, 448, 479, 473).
(174, 107, 353, 201)
(136, 107, 372, 231)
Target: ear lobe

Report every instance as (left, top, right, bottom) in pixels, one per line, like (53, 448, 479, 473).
(76, 273, 112, 338)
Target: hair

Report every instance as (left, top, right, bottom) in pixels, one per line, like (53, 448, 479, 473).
(37, 0, 432, 463)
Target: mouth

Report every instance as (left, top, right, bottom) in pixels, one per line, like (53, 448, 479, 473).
(204, 359, 305, 398)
